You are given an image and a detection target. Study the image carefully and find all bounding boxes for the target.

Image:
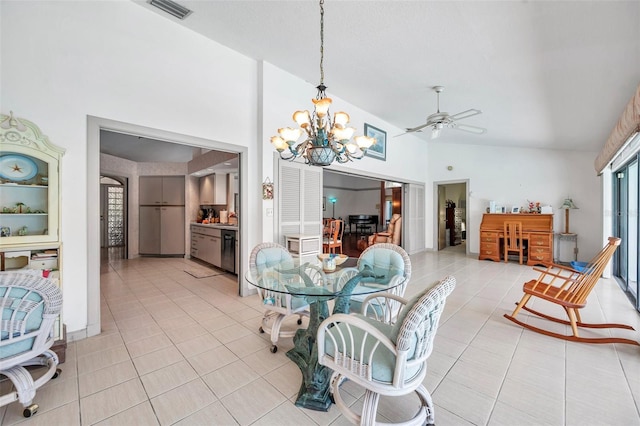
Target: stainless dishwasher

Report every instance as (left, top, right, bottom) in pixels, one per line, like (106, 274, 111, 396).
(221, 230, 236, 274)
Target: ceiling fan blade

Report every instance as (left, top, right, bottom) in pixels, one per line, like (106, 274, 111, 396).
(394, 131, 416, 138)
(449, 109, 482, 121)
(404, 122, 432, 133)
(449, 123, 487, 134)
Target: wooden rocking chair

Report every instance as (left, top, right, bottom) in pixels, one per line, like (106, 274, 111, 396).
(504, 237, 638, 345)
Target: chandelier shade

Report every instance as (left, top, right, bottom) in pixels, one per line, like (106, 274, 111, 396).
(270, 0, 374, 166)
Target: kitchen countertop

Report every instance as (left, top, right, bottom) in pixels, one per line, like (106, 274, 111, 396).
(191, 222, 239, 231)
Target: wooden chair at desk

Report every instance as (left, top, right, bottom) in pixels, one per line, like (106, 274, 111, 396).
(504, 221, 524, 264)
(323, 219, 344, 254)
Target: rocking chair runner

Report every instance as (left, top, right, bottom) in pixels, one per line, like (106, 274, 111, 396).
(504, 237, 638, 345)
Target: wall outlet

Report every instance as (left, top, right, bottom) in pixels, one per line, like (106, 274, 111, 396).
(266, 208, 273, 217)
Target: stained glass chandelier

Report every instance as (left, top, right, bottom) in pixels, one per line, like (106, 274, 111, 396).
(270, 0, 374, 167)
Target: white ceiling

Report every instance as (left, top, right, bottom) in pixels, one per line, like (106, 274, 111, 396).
(100, 130, 238, 173)
(133, 0, 639, 153)
(100, 131, 198, 162)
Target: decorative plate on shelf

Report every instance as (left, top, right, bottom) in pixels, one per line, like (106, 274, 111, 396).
(0, 154, 38, 181)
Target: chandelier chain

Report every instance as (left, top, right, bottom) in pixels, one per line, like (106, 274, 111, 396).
(269, 0, 374, 166)
(319, 0, 325, 86)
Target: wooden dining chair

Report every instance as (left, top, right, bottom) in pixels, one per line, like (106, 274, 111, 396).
(323, 219, 344, 254)
(503, 221, 524, 264)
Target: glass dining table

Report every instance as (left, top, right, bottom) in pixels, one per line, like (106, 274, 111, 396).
(245, 256, 405, 412)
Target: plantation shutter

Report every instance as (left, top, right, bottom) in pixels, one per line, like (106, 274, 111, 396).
(404, 183, 425, 254)
(277, 160, 323, 250)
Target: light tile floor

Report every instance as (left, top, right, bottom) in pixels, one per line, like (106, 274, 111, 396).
(1, 246, 639, 425)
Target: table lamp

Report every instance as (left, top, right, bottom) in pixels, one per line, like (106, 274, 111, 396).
(559, 198, 578, 234)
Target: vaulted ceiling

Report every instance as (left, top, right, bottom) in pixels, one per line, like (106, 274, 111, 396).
(134, 0, 639, 153)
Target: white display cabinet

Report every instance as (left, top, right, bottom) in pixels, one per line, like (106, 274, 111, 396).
(0, 112, 64, 245)
(0, 111, 66, 356)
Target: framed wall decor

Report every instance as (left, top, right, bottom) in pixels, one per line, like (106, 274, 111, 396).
(364, 123, 386, 161)
(262, 177, 274, 200)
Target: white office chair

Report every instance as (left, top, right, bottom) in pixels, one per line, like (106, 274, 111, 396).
(1, 271, 63, 418)
(249, 243, 310, 353)
(348, 243, 412, 320)
(318, 276, 456, 426)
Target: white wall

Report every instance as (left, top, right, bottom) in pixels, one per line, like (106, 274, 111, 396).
(1, 1, 258, 334)
(1, 1, 427, 336)
(1, 1, 606, 337)
(322, 188, 379, 224)
(427, 142, 602, 260)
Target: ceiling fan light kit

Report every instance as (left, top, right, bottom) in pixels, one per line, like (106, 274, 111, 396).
(402, 86, 487, 139)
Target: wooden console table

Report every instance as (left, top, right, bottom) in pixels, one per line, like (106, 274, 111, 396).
(479, 213, 554, 265)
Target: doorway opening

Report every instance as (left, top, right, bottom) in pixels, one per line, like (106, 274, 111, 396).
(100, 175, 127, 263)
(87, 116, 248, 339)
(322, 170, 407, 257)
(435, 180, 469, 255)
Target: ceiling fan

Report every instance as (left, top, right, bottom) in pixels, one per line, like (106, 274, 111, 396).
(401, 86, 486, 139)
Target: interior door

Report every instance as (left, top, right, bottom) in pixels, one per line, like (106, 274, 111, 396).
(100, 184, 107, 248)
(392, 187, 402, 215)
(277, 160, 323, 250)
(438, 185, 446, 250)
(404, 183, 425, 254)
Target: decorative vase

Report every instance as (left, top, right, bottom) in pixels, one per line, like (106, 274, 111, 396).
(322, 257, 336, 272)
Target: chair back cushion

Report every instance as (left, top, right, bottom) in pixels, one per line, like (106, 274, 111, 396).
(1, 271, 62, 362)
(358, 245, 406, 278)
(323, 313, 423, 384)
(391, 276, 456, 360)
(250, 243, 293, 275)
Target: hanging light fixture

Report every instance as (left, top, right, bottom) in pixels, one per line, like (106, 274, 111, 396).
(270, 0, 374, 166)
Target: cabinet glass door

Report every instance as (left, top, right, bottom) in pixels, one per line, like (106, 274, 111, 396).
(0, 149, 59, 245)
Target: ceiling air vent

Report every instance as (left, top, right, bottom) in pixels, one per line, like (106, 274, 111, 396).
(148, 0, 192, 20)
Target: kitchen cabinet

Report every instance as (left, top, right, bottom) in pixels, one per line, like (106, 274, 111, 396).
(190, 225, 221, 267)
(139, 176, 185, 205)
(199, 173, 227, 205)
(139, 175, 185, 256)
(140, 206, 185, 255)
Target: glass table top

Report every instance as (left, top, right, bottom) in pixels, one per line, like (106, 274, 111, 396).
(246, 256, 405, 300)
